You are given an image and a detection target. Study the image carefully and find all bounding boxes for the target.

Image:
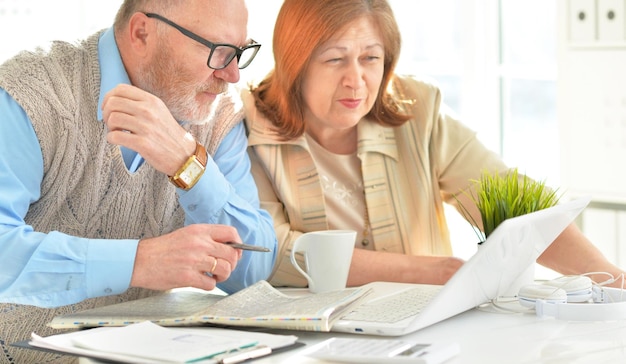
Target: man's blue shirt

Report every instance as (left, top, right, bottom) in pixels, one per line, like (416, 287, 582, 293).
(0, 29, 276, 307)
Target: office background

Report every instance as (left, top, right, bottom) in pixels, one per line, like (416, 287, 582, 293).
(1, 0, 623, 276)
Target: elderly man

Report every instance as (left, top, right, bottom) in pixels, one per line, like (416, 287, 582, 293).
(0, 1, 276, 362)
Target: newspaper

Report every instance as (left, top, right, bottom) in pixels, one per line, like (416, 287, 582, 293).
(48, 280, 371, 332)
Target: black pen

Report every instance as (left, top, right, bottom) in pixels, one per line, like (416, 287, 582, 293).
(225, 242, 271, 252)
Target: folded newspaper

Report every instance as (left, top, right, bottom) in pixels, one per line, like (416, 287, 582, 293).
(49, 280, 371, 332)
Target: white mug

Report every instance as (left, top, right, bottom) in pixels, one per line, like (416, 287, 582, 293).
(290, 230, 356, 293)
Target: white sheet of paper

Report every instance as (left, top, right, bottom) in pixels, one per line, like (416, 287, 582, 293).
(70, 321, 256, 363)
(31, 321, 298, 363)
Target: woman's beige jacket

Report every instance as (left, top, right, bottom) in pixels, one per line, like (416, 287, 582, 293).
(243, 75, 508, 287)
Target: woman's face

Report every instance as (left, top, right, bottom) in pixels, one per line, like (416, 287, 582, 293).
(301, 16, 385, 137)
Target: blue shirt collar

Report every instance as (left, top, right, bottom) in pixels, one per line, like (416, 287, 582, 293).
(97, 28, 130, 121)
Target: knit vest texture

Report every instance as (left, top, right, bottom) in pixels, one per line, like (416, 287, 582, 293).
(0, 31, 243, 363)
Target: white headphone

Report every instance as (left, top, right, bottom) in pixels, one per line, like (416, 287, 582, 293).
(517, 274, 626, 321)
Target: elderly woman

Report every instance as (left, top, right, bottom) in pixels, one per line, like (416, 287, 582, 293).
(243, 0, 624, 289)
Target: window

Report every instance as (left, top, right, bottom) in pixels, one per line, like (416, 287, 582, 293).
(0, 0, 123, 63)
(389, 0, 558, 186)
(500, 0, 558, 185)
(387, 1, 558, 265)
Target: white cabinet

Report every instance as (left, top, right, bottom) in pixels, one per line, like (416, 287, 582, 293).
(569, 0, 596, 41)
(559, 0, 626, 268)
(597, 0, 626, 41)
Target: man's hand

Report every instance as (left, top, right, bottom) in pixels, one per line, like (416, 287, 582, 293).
(102, 84, 196, 176)
(130, 224, 244, 292)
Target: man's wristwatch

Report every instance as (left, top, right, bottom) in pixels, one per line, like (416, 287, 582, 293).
(168, 142, 207, 190)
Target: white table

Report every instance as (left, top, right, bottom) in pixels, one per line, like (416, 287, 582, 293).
(249, 304, 626, 363)
(78, 300, 626, 363)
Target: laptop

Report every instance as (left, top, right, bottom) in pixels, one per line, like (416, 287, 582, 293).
(332, 196, 591, 336)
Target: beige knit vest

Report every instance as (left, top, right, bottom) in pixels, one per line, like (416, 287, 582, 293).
(0, 31, 243, 363)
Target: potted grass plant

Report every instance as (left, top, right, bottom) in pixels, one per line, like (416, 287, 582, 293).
(457, 168, 561, 297)
(458, 168, 561, 244)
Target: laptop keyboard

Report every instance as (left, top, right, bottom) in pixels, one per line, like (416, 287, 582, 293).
(341, 285, 442, 323)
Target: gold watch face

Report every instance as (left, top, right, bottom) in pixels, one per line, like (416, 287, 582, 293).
(180, 158, 205, 185)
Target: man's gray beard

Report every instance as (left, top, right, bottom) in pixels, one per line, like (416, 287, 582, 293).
(135, 59, 219, 127)
(165, 89, 220, 127)
(150, 88, 220, 127)
(187, 98, 219, 128)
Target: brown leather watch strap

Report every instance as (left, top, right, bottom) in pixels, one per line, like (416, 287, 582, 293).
(193, 142, 208, 167)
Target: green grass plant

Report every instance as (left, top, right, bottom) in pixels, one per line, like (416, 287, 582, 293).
(458, 169, 561, 242)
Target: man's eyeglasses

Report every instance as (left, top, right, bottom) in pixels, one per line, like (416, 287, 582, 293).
(144, 12, 261, 70)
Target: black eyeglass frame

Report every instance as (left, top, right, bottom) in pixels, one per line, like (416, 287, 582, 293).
(144, 12, 261, 70)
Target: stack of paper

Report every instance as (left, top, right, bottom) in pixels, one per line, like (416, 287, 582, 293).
(29, 321, 298, 363)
